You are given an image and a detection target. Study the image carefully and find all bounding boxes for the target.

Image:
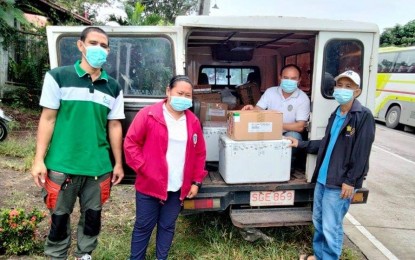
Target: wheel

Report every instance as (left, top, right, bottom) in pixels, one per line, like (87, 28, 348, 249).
(0, 121, 8, 141)
(385, 106, 401, 129)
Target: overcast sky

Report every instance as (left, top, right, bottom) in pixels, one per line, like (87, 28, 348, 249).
(208, 0, 414, 32)
(97, 0, 413, 32)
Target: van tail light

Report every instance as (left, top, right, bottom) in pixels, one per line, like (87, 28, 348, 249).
(183, 198, 221, 209)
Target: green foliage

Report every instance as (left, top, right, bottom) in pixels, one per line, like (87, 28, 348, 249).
(121, 2, 165, 25)
(48, 0, 107, 19)
(0, 0, 28, 24)
(134, 0, 198, 24)
(0, 208, 47, 255)
(119, 0, 197, 25)
(4, 29, 49, 108)
(0, 0, 31, 49)
(39, 0, 106, 25)
(129, 2, 145, 24)
(380, 20, 415, 47)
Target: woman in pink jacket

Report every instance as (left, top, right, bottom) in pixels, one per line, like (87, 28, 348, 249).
(124, 75, 207, 260)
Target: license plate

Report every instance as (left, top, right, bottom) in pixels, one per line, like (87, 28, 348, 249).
(250, 190, 295, 206)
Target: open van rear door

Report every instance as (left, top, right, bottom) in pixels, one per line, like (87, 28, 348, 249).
(46, 26, 183, 183)
(307, 31, 377, 181)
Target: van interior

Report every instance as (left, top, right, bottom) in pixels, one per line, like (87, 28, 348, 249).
(185, 28, 315, 101)
(183, 28, 319, 174)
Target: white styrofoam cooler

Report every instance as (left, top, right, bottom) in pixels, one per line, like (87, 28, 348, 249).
(219, 135, 291, 184)
(203, 121, 228, 161)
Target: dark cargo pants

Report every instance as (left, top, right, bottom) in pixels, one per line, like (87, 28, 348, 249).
(42, 170, 111, 260)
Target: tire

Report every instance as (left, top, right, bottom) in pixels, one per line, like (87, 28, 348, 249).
(0, 121, 8, 141)
(385, 106, 401, 129)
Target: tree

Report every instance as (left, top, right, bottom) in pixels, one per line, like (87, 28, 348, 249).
(380, 20, 415, 47)
(53, 0, 107, 16)
(126, 0, 198, 25)
(122, 2, 165, 25)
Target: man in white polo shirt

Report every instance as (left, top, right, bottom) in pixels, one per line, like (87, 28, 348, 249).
(242, 64, 310, 168)
(242, 64, 310, 140)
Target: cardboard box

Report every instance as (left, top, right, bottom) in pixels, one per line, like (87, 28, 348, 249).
(219, 135, 291, 183)
(199, 102, 228, 123)
(193, 92, 222, 103)
(203, 121, 228, 161)
(237, 82, 262, 106)
(227, 110, 283, 141)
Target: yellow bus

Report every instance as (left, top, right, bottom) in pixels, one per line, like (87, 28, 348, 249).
(376, 46, 415, 129)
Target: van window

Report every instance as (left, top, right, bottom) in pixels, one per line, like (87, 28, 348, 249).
(322, 40, 363, 97)
(285, 52, 311, 94)
(199, 66, 259, 88)
(57, 36, 174, 97)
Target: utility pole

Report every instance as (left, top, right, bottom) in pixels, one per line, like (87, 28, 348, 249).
(198, 0, 211, 15)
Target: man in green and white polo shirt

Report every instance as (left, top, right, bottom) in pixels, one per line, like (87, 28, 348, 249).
(31, 27, 125, 260)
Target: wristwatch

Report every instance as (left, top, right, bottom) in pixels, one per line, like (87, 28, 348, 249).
(192, 181, 202, 188)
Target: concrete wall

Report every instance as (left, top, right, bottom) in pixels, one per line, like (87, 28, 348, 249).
(0, 45, 8, 98)
(0, 14, 14, 98)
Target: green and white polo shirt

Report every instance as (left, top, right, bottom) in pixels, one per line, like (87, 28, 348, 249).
(40, 60, 125, 177)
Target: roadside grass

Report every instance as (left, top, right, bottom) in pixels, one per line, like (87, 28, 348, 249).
(95, 203, 315, 260)
(0, 133, 35, 171)
(170, 213, 313, 260)
(95, 199, 361, 260)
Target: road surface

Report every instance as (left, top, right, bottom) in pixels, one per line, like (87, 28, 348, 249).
(345, 124, 415, 260)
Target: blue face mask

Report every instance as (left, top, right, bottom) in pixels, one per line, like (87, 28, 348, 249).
(333, 88, 355, 105)
(280, 79, 298, 93)
(84, 45, 108, 68)
(170, 96, 193, 111)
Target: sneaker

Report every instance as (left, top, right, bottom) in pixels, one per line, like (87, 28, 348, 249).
(75, 254, 92, 260)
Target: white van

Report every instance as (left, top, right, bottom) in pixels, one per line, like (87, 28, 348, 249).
(46, 15, 379, 227)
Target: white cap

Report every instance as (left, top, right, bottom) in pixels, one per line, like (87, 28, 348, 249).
(334, 70, 361, 87)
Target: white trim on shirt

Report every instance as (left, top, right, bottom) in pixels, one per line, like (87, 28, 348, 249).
(163, 104, 188, 192)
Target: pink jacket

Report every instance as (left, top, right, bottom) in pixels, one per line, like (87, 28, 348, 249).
(124, 100, 207, 201)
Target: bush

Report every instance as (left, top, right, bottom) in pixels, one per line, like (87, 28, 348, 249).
(0, 208, 47, 255)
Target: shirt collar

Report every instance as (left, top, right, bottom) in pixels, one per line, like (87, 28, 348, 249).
(277, 86, 300, 99)
(74, 60, 108, 81)
(350, 99, 363, 112)
(162, 103, 186, 121)
(336, 107, 347, 118)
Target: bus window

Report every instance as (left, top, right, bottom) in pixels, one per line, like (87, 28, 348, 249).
(378, 52, 398, 73)
(322, 40, 363, 98)
(392, 50, 415, 73)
